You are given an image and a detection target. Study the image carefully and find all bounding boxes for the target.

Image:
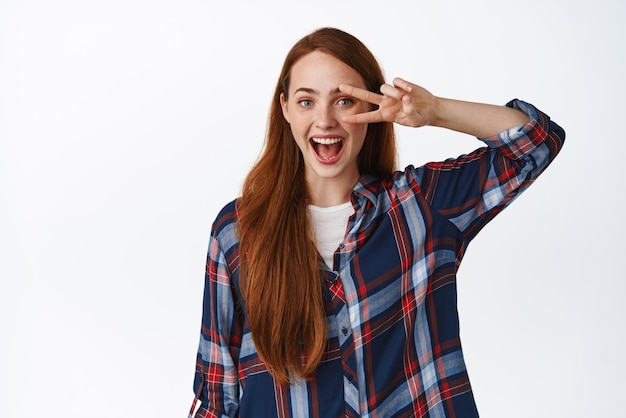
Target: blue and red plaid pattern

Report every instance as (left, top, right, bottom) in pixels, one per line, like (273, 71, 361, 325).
(190, 100, 565, 417)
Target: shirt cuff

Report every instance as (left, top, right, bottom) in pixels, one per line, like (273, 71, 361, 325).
(479, 99, 548, 160)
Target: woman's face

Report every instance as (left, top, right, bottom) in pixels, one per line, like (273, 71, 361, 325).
(280, 51, 370, 191)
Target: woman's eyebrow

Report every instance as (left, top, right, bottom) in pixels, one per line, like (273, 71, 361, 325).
(293, 87, 342, 95)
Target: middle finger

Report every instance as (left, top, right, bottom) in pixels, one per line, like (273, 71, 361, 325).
(379, 83, 407, 101)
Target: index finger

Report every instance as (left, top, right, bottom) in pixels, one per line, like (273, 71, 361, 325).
(339, 83, 383, 106)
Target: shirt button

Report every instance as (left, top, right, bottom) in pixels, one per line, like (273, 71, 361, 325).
(338, 242, 345, 249)
(341, 327, 348, 336)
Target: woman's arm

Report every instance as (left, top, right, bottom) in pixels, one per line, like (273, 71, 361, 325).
(339, 77, 529, 136)
(430, 97, 529, 138)
(190, 223, 242, 418)
(340, 79, 565, 241)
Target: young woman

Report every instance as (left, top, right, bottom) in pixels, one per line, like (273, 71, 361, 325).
(189, 27, 565, 418)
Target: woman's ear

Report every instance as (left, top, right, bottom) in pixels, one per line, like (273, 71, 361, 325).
(280, 93, 291, 124)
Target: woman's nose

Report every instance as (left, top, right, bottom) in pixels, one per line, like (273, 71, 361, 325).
(315, 105, 337, 130)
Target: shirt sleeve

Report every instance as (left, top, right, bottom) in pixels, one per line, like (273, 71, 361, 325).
(189, 230, 241, 418)
(413, 99, 565, 242)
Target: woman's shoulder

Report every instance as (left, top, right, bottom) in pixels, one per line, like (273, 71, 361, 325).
(214, 198, 238, 221)
(210, 198, 240, 245)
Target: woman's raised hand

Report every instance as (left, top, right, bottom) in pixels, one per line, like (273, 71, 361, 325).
(339, 78, 438, 128)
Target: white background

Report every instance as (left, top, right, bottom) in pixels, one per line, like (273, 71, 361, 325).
(1, 0, 624, 417)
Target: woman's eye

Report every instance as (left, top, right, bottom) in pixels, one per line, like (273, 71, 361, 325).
(338, 98, 353, 106)
(298, 99, 313, 107)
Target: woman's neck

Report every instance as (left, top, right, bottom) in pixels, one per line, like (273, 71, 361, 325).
(305, 175, 358, 207)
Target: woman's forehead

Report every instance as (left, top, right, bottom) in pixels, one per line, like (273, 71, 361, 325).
(288, 51, 367, 94)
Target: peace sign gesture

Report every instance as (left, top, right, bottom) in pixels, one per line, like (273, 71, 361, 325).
(339, 77, 438, 128)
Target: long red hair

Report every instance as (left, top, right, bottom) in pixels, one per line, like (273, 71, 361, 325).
(237, 27, 397, 385)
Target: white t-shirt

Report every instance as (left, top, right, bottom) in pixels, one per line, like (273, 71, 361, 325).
(307, 202, 355, 269)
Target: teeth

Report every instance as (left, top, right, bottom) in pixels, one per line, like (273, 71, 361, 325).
(311, 137, 342, 145)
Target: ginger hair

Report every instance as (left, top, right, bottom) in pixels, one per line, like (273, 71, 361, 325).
(237, 27, 396, 385)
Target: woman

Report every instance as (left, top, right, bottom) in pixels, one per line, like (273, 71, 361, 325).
(190, 27, 565, 418)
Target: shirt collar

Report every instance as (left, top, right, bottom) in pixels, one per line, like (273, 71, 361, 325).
(351, 174, 380, 209)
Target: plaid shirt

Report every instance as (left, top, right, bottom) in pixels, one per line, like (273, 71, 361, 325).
(190, 100, 565, 418)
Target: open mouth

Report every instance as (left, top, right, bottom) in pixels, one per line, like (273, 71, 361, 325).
(310, 137, 343, 161)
